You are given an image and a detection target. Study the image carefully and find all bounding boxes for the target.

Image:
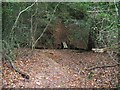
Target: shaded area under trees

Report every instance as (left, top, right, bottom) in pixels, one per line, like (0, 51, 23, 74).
(2, 2, 120, 88)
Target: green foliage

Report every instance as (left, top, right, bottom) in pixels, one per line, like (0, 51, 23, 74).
(87, 71, 94, 79)
(117, 84, 120, 90)
(87, 3, 118, 48)
(2, 2, 119, 54)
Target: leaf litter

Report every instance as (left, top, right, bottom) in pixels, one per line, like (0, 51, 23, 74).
(2, 48, 119, 88)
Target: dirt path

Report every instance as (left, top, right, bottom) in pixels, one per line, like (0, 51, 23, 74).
(2, 49, 119, 88)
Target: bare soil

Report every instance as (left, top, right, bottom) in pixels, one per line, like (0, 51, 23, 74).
(2, 48, 119, 88)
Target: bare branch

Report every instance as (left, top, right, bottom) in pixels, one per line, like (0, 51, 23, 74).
(11, 0, 37, 32)
(30, 3, 38, 49)
(32, 2, 60, 48)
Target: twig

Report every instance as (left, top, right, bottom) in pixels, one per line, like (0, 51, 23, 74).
(87, 63, 120, 71)
(32, 2, 60, 48)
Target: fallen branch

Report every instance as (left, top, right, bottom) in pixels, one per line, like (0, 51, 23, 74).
(87, 63, 120, 71)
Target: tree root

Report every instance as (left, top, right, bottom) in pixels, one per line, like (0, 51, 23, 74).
(9, 60, 30, 80)
(4, 54, 30, 80)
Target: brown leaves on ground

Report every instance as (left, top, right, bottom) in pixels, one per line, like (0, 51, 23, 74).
(2, 49, 119, 88)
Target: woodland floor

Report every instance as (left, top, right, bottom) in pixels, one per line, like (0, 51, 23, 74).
(2, 48, 119, 88)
